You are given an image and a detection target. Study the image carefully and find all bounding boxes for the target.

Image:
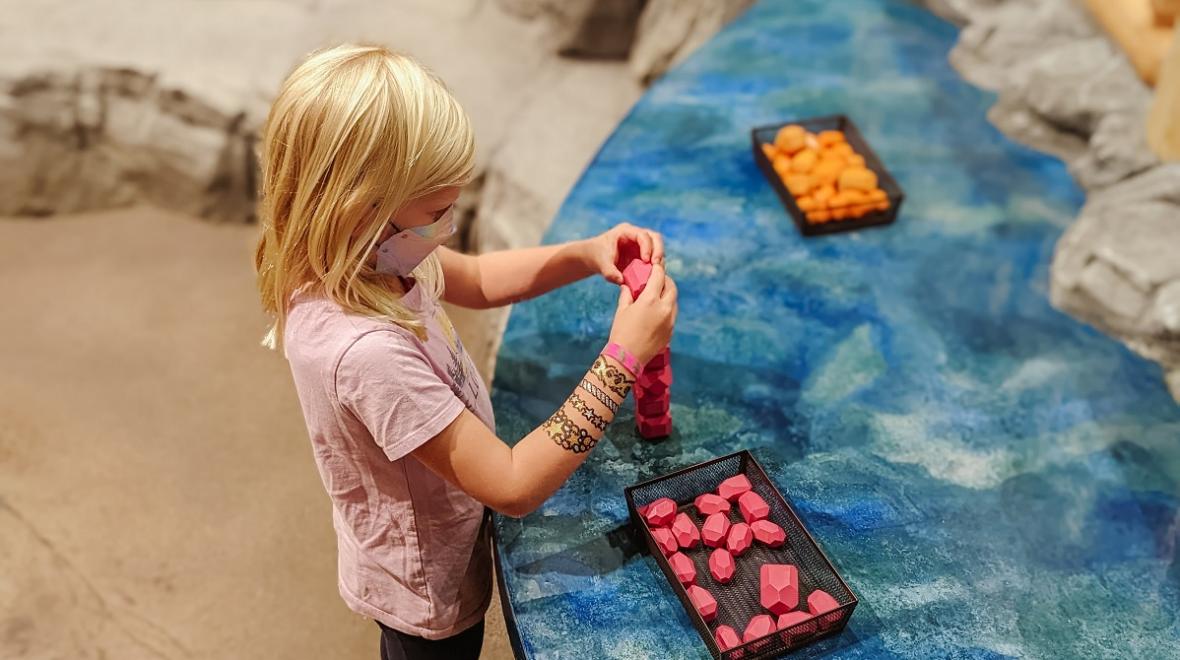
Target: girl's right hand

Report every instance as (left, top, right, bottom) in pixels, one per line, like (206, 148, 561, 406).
(608, 263, 678, 365)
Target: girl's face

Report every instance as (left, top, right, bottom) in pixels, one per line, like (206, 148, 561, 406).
(380, 186, 462, 240)
(366, 186, 462, 268)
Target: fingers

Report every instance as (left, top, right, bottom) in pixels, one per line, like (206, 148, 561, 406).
(650, 231, 665, 265)
(661, 273, 677, 303)
(606, 265, 624, 285)
(637, 231, 653, 262)
(617, 283, 634, 308)
(638, 263, 665, 303)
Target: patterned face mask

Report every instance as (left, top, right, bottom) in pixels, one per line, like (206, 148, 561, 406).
(374, 207, 456, 276)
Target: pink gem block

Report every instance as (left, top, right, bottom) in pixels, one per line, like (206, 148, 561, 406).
(637, 412, 673, 439)
(642, 498, 676, 527)
(760, 564, 800, 615)
(714, 625, 741, 651)
(671, 512, 701, 549)
(737, 491, 770, 523)
(807, 590, 842, 629)
(637, 367, 673, 395)
(645, 347, 670, 369)
(751, 519, 786, 547)
(701, 513, 731, 548)
(694, 493, 731, 517)
(650, 527, 678, 556)
(777, 611, 818, 644)
(636, 390, 671, 417)
(708, 548, 736, 584)
(717, 474, 753, 501)
(622, 259, 653, 300)
(726, 522, 754, 556)
(668, 551, 696, 586)
(687, 585, 717, 623)
(742, 614, 777, 643)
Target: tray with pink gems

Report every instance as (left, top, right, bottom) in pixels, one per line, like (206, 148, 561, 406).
(625, 450, 858, 658)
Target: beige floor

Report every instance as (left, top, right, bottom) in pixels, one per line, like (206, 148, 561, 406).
(0, 207, 513, 659)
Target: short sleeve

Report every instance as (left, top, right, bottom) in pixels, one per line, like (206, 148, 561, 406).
(335, 330, 466, 462)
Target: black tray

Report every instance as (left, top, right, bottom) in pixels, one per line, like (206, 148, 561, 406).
(625, 450, 858, 659)
(751, 114, 905, 237)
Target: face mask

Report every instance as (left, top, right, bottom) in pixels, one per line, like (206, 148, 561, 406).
(375, 207, 456, 276)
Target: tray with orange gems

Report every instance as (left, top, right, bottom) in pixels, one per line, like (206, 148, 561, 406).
(751, 115, 905, 236)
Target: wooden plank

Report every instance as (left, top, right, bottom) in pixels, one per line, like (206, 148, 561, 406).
(1082, 0, 1174, 85)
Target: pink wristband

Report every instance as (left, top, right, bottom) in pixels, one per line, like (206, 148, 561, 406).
(601, 342, 642, 378)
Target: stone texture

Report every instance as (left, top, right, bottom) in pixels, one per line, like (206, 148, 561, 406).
(0, 67, 259, 222)
(496, 0, 645, 59)
(629, 0, 756, 84)
(916, 0, 1180, 401)
(1051, 165, 1180, 398)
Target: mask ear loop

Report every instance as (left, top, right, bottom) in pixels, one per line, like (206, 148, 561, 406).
(380, 220, 414, 291)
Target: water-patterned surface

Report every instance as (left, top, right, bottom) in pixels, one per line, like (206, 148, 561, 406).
(490, 1, 1180, 657)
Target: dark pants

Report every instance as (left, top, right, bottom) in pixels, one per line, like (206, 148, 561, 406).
(377, 619, 484, 660)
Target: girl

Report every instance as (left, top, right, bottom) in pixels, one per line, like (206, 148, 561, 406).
(254, 44, 677, 660)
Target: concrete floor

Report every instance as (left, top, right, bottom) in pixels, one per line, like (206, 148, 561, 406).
(0, 207, 513, 659)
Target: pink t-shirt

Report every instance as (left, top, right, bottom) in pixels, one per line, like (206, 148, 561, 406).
(282, 279, 494, 639)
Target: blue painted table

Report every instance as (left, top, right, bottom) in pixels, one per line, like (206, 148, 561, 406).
(489, 1, 1180, 657)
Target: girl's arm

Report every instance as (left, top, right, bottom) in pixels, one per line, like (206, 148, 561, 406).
(438, 223, 665, 309)
(418, 242, 674, 518)
(411, 353, 634, 517)
(437, 242, 594, 309)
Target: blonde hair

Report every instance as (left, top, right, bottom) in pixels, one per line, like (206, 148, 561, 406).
(254, 43, 475, 349)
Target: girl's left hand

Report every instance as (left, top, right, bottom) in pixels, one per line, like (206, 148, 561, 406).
(583, 222, 665, 285)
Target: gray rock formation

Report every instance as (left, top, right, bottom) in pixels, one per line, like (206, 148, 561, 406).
(496, 0, 755, 84)
(496, 0, 645, 59)
(1051, 165, 1180, 398)
(916, 0, 1179, 400)
(629, 0, 756, 85)
(0, 66, 260, 222)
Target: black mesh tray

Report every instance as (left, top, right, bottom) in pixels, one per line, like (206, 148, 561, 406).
(625, 450, 858, 659)
(751, 114, 905, 237)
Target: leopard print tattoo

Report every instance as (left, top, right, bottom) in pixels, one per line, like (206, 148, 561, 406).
(590, 355, 635, 398)
(569, 392, 609, 431)
(542, 406, 599, 454)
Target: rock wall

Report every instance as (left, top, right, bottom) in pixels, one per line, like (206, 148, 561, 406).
(629, 0, 756, 85)
(917, 0, 1180, 400)
(0, 67, 259, 222)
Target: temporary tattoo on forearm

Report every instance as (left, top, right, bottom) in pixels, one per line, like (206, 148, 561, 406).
(590, 355, 635, 398)
(570, 392, 609, 431)
(542, 406, 600, 454)
(579, 379, 620, 414)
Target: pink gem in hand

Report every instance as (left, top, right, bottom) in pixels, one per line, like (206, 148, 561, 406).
(622, 259, 653, 300)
